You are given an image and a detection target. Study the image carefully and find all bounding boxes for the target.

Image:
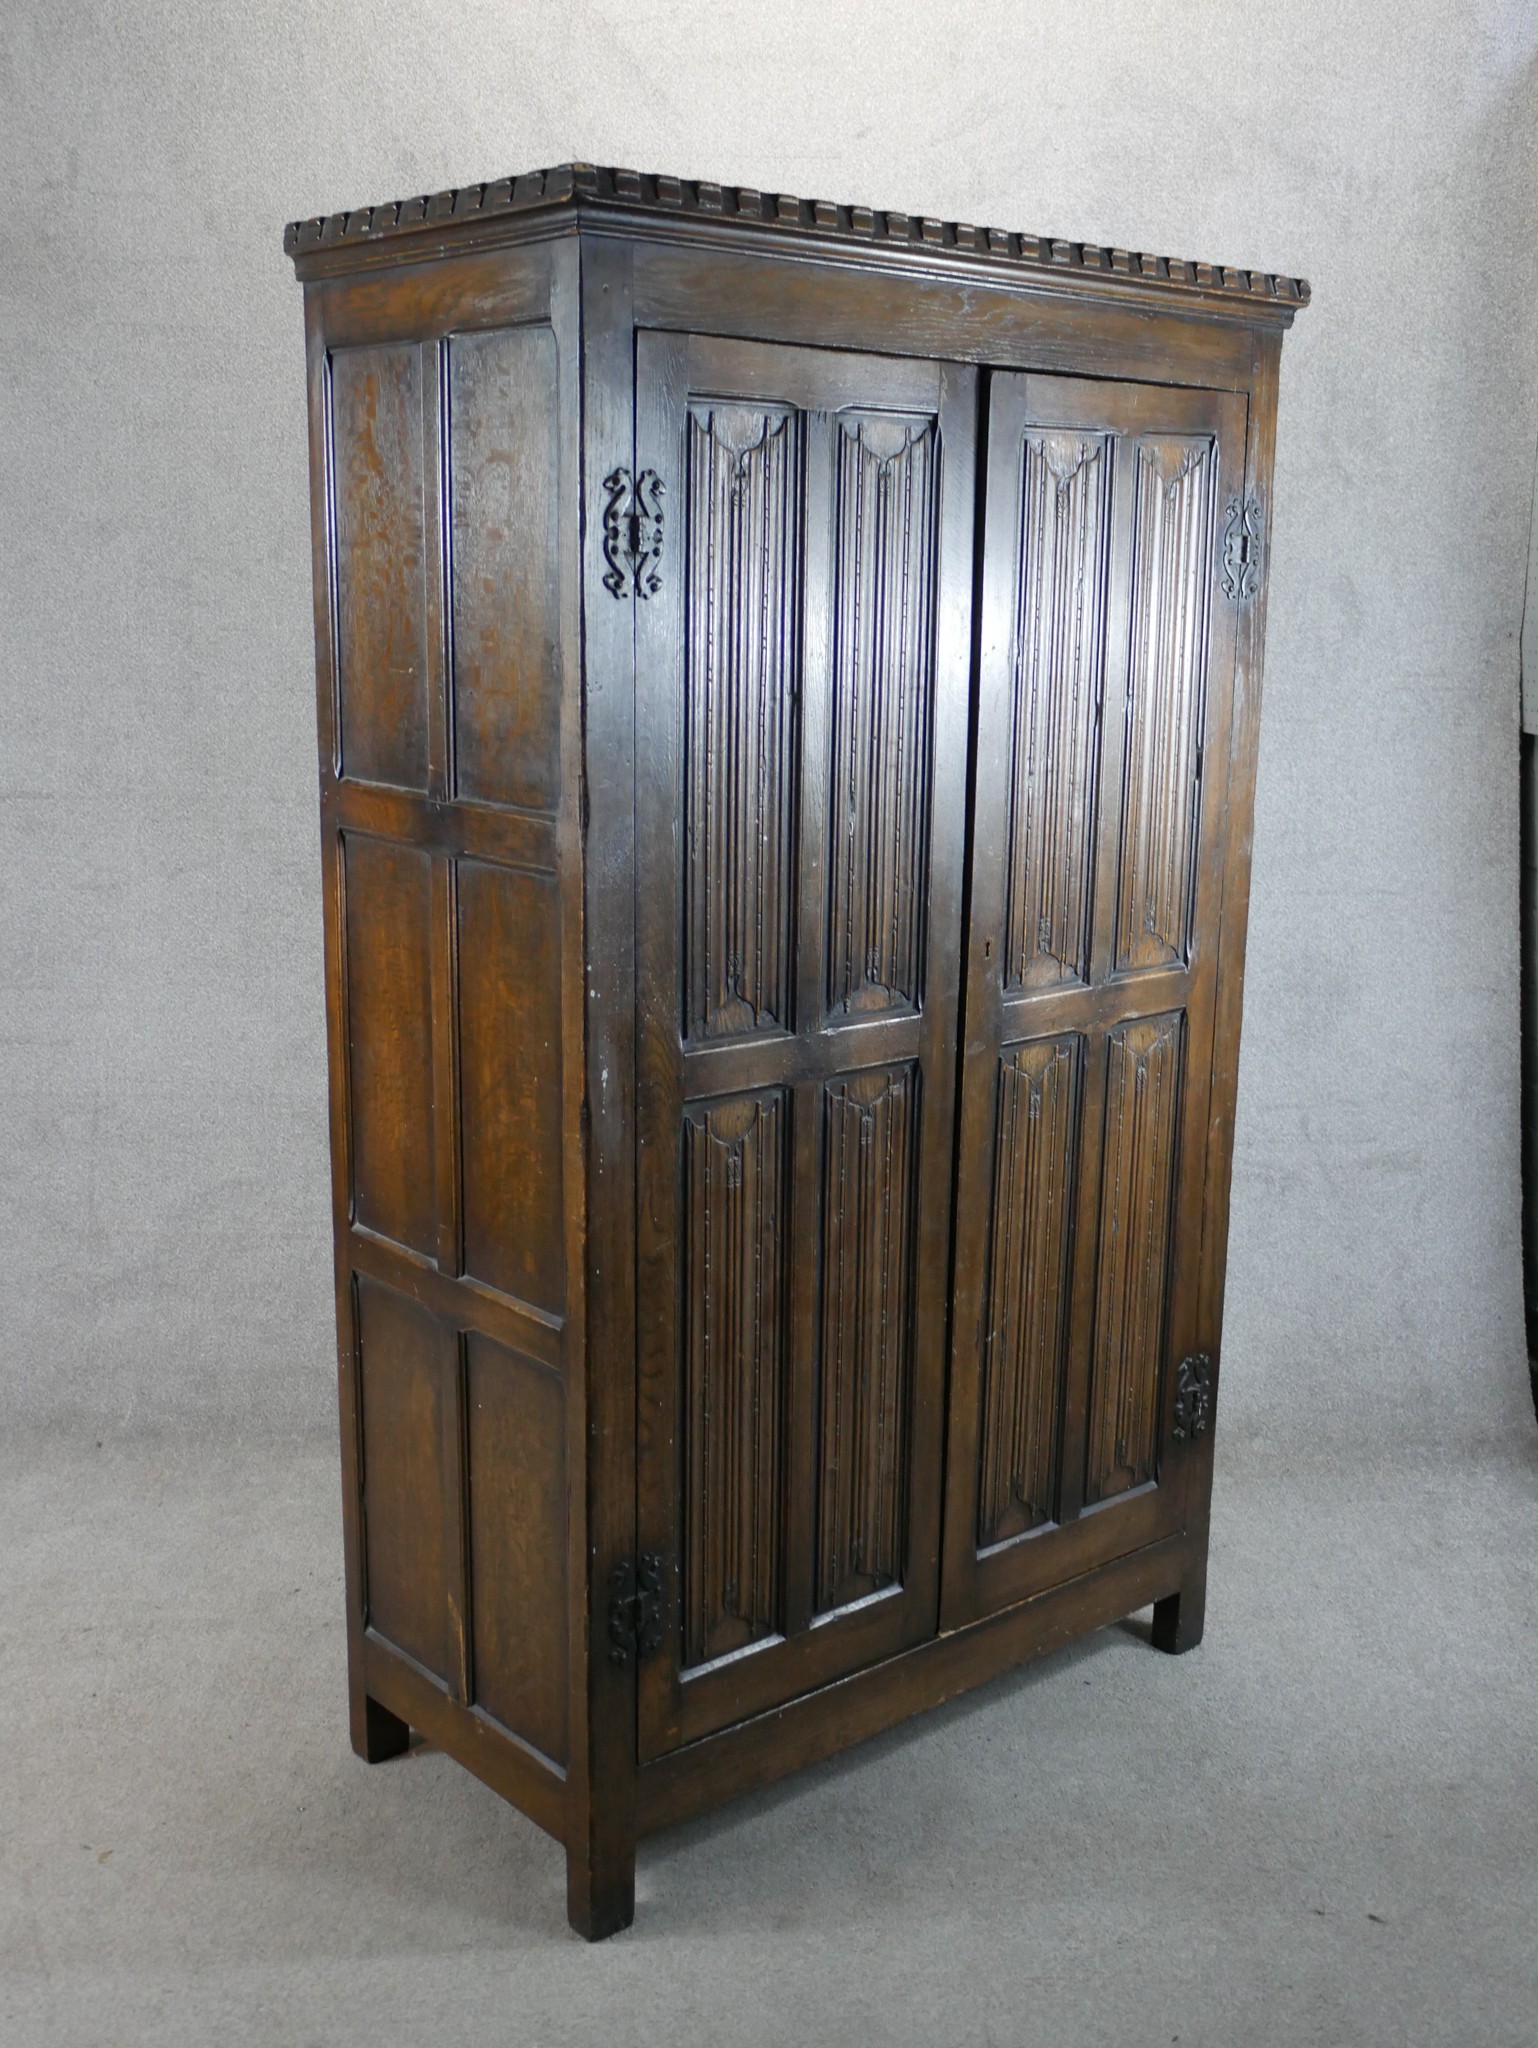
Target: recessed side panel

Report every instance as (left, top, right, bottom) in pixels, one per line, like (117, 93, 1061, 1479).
(330, 344, 430, 790)
(816, 1063, 920, 1613)
(1115, 437, 1216, 974)
(447, 325, 561, 812)
(683, 404, 803, 1042)
(465, 1333, 568, 1768)
(1085, 1011, 1184, 1503)
(304, 240, 577, 1861)
(343, 834, 436, 1257)
(680, 1089, 789, 1669)
(1004, 433, 1112, 992)
(357, 1275, 450, 1679)
(976, 1035, 1082, 1548)
(457, 859, 566, 1316)
(825, 417, 939, 1020)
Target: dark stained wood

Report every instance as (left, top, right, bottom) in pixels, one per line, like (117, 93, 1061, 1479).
(941, 372, 1247, 1631)
(1159, 325, 1290, 1641)
(329, 344, 431, 790)
(361, 1629, 567, 1840)
(1151, 1554, 1207, 1654)
(816, 1064, 921, 1614)
(1002, 430, 1110, 994)
(631, 334, 975, 1762)
(456, 859, 566, 1314)
(288, 164, 1304, 1940)
(678, 1089, 789, 1669)
(1085, 1011, 1185, 1503)
(286, 164, 1310, 319)
(346, 1228, 562, 1369)
(302, 229, 595, 1911)
(352, 1691, 412, 1764)
(567, 230, 641, 1944)
(439, 1323, 471, 1701)
(975, 1035, 1080, 1547)
(355, 1276, 451, 1680)
(341, 835, 436, 1257)
(466, 1334, 569, 1764)
(636, 1531, 1193, 1836)
(447, 322, 562, 811)
(633, 241, 1263, 397)
(328, 780, 557, 870)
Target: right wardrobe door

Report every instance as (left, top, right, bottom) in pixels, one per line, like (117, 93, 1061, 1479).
(941, 371, 1249, 1629)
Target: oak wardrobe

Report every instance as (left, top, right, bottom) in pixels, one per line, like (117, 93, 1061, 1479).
(284, 163, 1307, 1938)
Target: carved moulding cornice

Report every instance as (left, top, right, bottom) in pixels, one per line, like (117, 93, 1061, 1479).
(284, 162, 1311, 319)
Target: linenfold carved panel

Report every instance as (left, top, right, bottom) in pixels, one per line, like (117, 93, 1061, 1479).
(1115, 437, 1216, 973)
(1004, 434, 1112, 991)
(977, 1037, 1081, 1547)
(683, 405, 804, 1042)
(681, 1090, 788, 1667)
(1086, 1011, 1184, 1503)
(826, 415, 939, 1018)
(816, 1065, 919, 1613)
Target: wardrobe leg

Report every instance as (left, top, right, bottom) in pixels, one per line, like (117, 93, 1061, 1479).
(351, 1689, 411, 1762)
(566, 1833, 636, 1942)
(1151, 1557, 1208, 1655)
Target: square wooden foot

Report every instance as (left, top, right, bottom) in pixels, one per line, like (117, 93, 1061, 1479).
(566, 1841, 636, 1941)
(351, 1690, 411, 1762)
(1150, 1576, 1206, 1655)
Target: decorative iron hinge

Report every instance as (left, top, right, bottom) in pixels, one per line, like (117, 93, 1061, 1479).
(1220, 494, 1262, 605)
(1172, 1351, 1215, 1440)
(607, 1552, 665, 1667)
(602, 466, 665, 599)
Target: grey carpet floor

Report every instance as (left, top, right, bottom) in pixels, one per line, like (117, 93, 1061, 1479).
(3, 1429, 1535, 2048)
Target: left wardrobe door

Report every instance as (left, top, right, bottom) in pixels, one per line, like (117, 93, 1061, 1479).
(632, 334, 977, 1759)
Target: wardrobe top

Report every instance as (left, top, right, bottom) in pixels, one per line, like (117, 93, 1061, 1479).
(283, 161, 1310, 322)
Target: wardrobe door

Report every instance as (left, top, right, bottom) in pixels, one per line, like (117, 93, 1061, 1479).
(941, 372, 1247, 1629)
(633, 334, 976, 1757)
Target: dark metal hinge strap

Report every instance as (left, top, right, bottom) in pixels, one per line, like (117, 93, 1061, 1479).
(607, 1551, 665, 1667)
(1172, 1351, 1215, 1440)
(602, 466, 665, 599)
(1220, 494, 1262, 605)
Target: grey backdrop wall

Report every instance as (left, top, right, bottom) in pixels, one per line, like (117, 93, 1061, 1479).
(5, 0, 1536, 1447)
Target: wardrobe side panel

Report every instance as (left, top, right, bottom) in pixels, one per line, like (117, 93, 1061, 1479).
(308, 241, 581, 1806)
(1187, 329, 1288, 1539)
